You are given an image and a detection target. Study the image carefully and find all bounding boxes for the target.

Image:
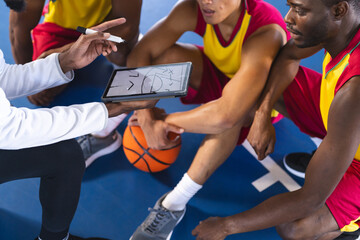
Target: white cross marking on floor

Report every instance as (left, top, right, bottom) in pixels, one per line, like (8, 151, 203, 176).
(242, 140, 301, 192)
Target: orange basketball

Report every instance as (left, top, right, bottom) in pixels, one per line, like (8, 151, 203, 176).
(123, 126, 181, 173)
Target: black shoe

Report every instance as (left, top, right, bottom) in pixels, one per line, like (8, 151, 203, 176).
(34, 234, 110, 240)
(335, 229, 360, 240)
(283, 150, 316, 178)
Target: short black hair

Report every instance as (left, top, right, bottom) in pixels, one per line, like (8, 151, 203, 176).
(3, 0, 26, 12)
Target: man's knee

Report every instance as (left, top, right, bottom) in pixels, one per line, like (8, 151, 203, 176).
(153, 43, 200, 65)
(152, 45, 185, 65)
(51, 139, 85, 175)
(276, 222, 310, 240)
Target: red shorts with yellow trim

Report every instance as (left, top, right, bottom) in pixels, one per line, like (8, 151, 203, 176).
(283, 66, 360, 232)
(32, 22, 80, 60)
(181, 46, 283, 145)
(327, 159, 360, 232)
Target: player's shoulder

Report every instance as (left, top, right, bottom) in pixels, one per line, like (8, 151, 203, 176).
(247, 0, 282, 16)
(333, 76, 360, 115)
(245, 0, 288, 43)
(344, 76, 360, 96)
(170, 0, 197, 18)
(165, 0, 198, 30)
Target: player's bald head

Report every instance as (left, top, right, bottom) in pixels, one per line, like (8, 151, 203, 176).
(3, 0, 26, 12)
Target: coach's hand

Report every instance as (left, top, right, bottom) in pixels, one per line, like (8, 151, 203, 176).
(105, 100, 157, 118)
(58, 18, 126, 73)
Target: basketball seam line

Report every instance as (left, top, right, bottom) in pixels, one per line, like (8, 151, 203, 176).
(129, 127, 175, 166)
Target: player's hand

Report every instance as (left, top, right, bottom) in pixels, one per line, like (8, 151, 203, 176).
(129, 108, 184, 150)
(247, 110, 276, 160)
(192, 217, 229, 240)
(58, 18, 126, 73)
(105, 100, 157, 118)
(128, 108, 167, 125)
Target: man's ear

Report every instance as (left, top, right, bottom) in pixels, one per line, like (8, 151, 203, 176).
(332, 1, 349, 20)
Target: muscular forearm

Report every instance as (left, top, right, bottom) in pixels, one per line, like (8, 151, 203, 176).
(165, 99, 241, 134)
(106, 25, 140, 66)
(105, 0, 142, 66)
(256, 41, 322, 117)
(9, 0, 44, 64)
(256, 54, 300, 117)
(10, 31, 33, 64)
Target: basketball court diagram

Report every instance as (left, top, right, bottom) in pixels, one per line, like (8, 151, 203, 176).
(106, 64, 188, 97)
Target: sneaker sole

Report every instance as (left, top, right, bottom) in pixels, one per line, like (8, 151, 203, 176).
(85, 132, 122, 168)
(129, 208, 186, 240)
(283, 155, 305, 179)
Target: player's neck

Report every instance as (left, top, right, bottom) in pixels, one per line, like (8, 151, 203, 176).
(325, 23, 360, 58)
(217, 5, 243, 42)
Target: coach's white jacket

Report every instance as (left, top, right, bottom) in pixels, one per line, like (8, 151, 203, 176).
(0, 50, 108, 149)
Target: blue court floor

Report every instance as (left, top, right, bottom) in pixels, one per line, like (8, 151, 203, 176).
(0, 0, 323, 239)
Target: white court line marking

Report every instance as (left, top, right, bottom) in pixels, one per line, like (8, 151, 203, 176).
(242, 140, 301, 192)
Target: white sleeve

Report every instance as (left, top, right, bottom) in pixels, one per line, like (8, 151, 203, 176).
(0, 88, 109, 149)
(0, 50, 74, 99)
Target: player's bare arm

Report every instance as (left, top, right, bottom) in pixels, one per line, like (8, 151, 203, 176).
(103, 0, 142, 66)
(9, 0, 45, 64)
(126, 0, 198, 149)
(127, 0, 198, 68)
(193, 77, 360, 239)
(165, 24, 288, 134)
(248, 39, 322, 160)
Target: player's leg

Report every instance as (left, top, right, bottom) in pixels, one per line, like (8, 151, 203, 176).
(130, 44, 244, 239)
(276, 204, 342, 240)
(150, 43, 204, 91)
(161, 109, 253, 210)
(277, 159, 360, 240)
(130, 122, 245, 240)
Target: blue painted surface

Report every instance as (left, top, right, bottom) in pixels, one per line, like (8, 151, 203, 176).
(0, 0, 321, 239)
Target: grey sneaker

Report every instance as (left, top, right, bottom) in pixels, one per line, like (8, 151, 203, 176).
(77, 130, 122, 168)
(130, 193, 185, 240)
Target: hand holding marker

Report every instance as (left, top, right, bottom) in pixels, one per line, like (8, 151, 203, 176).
(76, 26, 125, 43)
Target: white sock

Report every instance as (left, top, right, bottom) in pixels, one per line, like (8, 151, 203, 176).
(310, 137, 322, 148)
(92, 113, 127, 138)
(162, 173, 202, 211)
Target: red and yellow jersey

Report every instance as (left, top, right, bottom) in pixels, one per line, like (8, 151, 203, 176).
(320, 29, 360, 161)
(44, 0, 112, 30)
(194, 0, 289, 78)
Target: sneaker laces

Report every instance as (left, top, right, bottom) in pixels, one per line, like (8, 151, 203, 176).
(144, 207, 177, 233)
